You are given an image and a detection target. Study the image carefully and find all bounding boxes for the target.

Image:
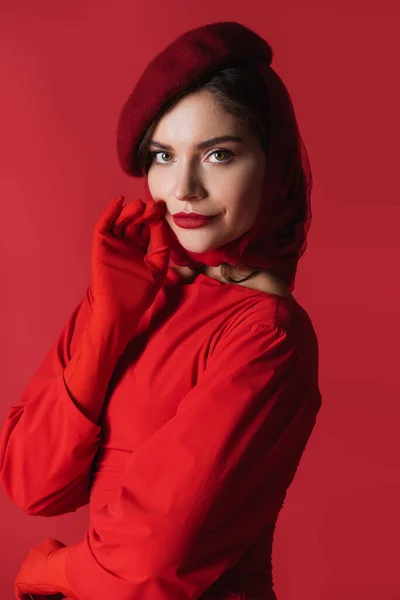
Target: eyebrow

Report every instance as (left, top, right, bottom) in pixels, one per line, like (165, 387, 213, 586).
(148, 135, 245, 151)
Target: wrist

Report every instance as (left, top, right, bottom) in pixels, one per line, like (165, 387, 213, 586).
(89, 305, 140, 351)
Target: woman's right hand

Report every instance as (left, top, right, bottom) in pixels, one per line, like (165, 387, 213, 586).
(90, 195, 171, 331)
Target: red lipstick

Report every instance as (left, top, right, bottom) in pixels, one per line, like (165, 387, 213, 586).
(173, 212, 215, 218)
(172, 212, 218, 229)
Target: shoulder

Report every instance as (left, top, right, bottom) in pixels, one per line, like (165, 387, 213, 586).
(232, 294, 320, 360)
(211, 294, 309, 355)
(233, 271, 312, 331)
(231, 291, 309, 333)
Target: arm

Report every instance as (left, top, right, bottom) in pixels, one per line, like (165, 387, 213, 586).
(0, 285, 128, 516)
(63, 315, 322, 600)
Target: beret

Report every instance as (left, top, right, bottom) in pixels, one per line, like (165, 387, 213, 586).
(116, 21, 273, 177)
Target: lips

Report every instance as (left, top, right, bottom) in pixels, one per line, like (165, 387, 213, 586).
(173, 212, 215, 219)
(172, 213, 219, 229)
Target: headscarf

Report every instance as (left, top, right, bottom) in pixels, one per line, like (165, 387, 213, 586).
(116, 21, 313, 292)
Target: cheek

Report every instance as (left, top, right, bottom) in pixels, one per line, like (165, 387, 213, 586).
(147, 169, 161, 198)
(147, 170, 172, 210)
(147, 172, 176, 229)
(148, 168, 178, 200)
(226, 167, 264, 219)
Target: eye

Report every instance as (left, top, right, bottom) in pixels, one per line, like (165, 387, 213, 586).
(150, 151, 173, 164)
(208, 149, 234, 163)
(149, 149, 234, 165)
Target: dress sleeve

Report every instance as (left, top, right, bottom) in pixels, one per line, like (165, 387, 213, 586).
(0, 285, 102, 516)
(64, 314, 322, 600)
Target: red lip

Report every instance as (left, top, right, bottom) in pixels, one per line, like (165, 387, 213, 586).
(172, 213, 218, 229)
(173, 212, 215, 219)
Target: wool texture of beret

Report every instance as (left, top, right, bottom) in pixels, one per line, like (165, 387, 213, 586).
(116, 21, 313, 292)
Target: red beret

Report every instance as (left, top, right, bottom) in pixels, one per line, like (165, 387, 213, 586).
(116, 21, 273, 177)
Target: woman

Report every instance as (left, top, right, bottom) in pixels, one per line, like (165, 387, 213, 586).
(1, 21, 322, 600)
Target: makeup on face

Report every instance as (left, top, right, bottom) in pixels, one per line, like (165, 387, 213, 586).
(172, 213, 220, 229)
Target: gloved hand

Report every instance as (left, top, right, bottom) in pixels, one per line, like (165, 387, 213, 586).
(61, 194, 172, 425)
(91, 194, 171, 331)
(14, 539, 74, 600)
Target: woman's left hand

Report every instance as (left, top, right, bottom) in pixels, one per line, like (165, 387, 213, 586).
(14, 538, 75, 600)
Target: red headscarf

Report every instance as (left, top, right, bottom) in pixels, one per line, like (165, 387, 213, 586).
(116, 21, 313, 292)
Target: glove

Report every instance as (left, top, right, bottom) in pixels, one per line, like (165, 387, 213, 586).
(91, 194, 171, 333)
(14, 539, 74, 600)
(61, 194, 172, 425)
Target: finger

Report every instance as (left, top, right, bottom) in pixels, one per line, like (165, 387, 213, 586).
(113, 199, 145, 228)
(147, 218, 171, 255)
(147, 199, 167, 220)
(123, 211, 151, 247)
(144, 220, 171, 281)
(95, 197, 124, 234)
(112, 201, 145, 237)
(124, 221, 150, 251)
(138, 222, 151, 248)
(135, 200, 166, 227)
(141, 197, 166, 220)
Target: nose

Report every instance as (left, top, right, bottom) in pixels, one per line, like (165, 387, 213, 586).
(173, 162, 205, 201)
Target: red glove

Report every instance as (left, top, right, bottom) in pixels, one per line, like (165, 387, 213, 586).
(91, 194, 171, 336)
(61, 194, 172, 424)
(14, 539, 75, 600)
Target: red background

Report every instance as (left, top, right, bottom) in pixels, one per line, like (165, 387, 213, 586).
(1, 1, 399, 598)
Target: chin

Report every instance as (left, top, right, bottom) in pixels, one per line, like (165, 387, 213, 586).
(170, 228, 218, 253)
(175, 232, 227, 252)
(176, 241, 217, 254)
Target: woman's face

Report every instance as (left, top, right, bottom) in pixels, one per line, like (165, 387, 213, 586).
(147, 89, 267, 254)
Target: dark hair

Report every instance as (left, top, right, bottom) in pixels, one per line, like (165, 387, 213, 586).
(136, 66, 271, 282)
(136, 65, 270, 175)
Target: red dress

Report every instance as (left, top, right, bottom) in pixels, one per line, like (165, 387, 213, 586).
(0, 267, 322, 599)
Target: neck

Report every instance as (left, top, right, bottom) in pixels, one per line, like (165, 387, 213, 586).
(169, 261, 258, 283)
